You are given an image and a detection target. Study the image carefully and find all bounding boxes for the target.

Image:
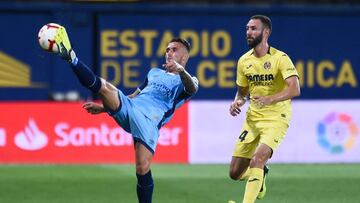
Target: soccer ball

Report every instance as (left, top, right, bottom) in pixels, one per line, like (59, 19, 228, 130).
(38, 23, 61, 52)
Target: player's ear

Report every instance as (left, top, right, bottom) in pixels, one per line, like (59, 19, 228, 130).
(181, 53, 189, 66)
(264, 28, 271, 37)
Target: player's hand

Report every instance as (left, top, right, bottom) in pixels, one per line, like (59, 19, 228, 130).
(252, 95, 273, 108)
(163, 59, 185, 73)
(229, 99, 245, 116)
(82, 102, 105, 114)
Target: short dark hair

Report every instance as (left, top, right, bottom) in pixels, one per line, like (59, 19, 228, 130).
(251, 15, 272, 32)
(170, 38, 191, 52)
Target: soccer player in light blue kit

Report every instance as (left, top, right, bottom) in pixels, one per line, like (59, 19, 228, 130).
(53, 27, 198, 203)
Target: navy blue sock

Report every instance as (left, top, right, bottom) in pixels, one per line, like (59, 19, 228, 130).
(136, 170, 154, 203)
(70, 58, 101, 93)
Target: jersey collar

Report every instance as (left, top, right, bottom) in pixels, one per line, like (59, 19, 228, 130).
(250, 46, 272, 56)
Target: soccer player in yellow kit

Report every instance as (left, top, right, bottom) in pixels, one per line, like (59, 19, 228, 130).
(228, 15, 300, 203)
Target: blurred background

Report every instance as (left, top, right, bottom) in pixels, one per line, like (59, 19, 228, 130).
(0, 0, 359, 202)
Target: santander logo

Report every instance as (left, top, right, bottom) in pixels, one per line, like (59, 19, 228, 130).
(14, 118, 48, 151)
(12, 119, 182, 151)
(53, 123, 181, 147)
(0, 128, 5, 146)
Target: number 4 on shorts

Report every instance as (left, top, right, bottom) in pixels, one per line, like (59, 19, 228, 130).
(238, 130, 248, 142)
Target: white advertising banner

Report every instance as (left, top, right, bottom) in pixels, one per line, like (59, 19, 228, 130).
(189, 101, 248, 163)
(189, 100, 360, 163)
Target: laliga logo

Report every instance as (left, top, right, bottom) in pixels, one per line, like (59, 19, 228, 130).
(317, 112, 358, 154)
(15, 118, 48, 151)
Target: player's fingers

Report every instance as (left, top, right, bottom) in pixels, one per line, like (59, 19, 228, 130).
(230, 106, 240, 115)
(229, 106, 235, 114)
(233, 102, 241, 109)
(229, 104, 235, 111)
(89, 109, 98, 114)
(235, 101, 242, 108)
(84, 105, 96, 111)
(82, 104, 90, 109)
(232, 102, 240, 110)
(230, 110, 239, 116)
(82, 102, 93, 107)
(91, 109, 102, 114)
(169, 60, 177, 67)
(163, 63, 173, 70)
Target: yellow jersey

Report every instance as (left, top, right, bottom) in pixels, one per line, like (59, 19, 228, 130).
(236, 47, 299, 122)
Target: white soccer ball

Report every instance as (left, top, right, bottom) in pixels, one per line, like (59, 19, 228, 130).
(38, 23, 61, 52)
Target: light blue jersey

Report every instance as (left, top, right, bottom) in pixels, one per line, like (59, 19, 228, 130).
(109, 67, 198, 153)
(133, 67, 195, 127)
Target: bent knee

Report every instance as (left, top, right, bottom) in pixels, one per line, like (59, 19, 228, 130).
(136, 162, 150, 175)
(98, 79, 116, 95)
(229, 172, 239, 180)
(98, 79, 120, 111)
(229, 168, 242, 180)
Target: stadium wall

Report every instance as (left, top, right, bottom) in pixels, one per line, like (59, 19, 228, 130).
(0, 3, 359, 163)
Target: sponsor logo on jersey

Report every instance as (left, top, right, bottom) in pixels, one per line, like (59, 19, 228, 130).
(246, 74, 274, 82)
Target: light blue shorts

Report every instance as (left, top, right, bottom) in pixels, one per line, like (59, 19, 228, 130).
(107, 90, 159, 154)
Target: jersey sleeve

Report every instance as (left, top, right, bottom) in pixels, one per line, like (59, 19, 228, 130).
(279, 54, 299, 79)
(236, 57, 248, 87)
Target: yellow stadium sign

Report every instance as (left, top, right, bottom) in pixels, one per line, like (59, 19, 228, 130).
(0, 51, 46, 88)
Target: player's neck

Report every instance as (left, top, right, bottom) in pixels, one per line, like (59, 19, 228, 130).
(253, 42, 269, 58)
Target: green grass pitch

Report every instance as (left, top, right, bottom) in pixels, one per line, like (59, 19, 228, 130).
(0, 164, 359, 203)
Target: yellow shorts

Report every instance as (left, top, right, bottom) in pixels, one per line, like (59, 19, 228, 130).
(232, 118, 289, 159)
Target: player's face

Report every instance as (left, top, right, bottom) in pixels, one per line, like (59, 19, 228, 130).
(165, 42, 187, 65)
(246, 19, 264, 48)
